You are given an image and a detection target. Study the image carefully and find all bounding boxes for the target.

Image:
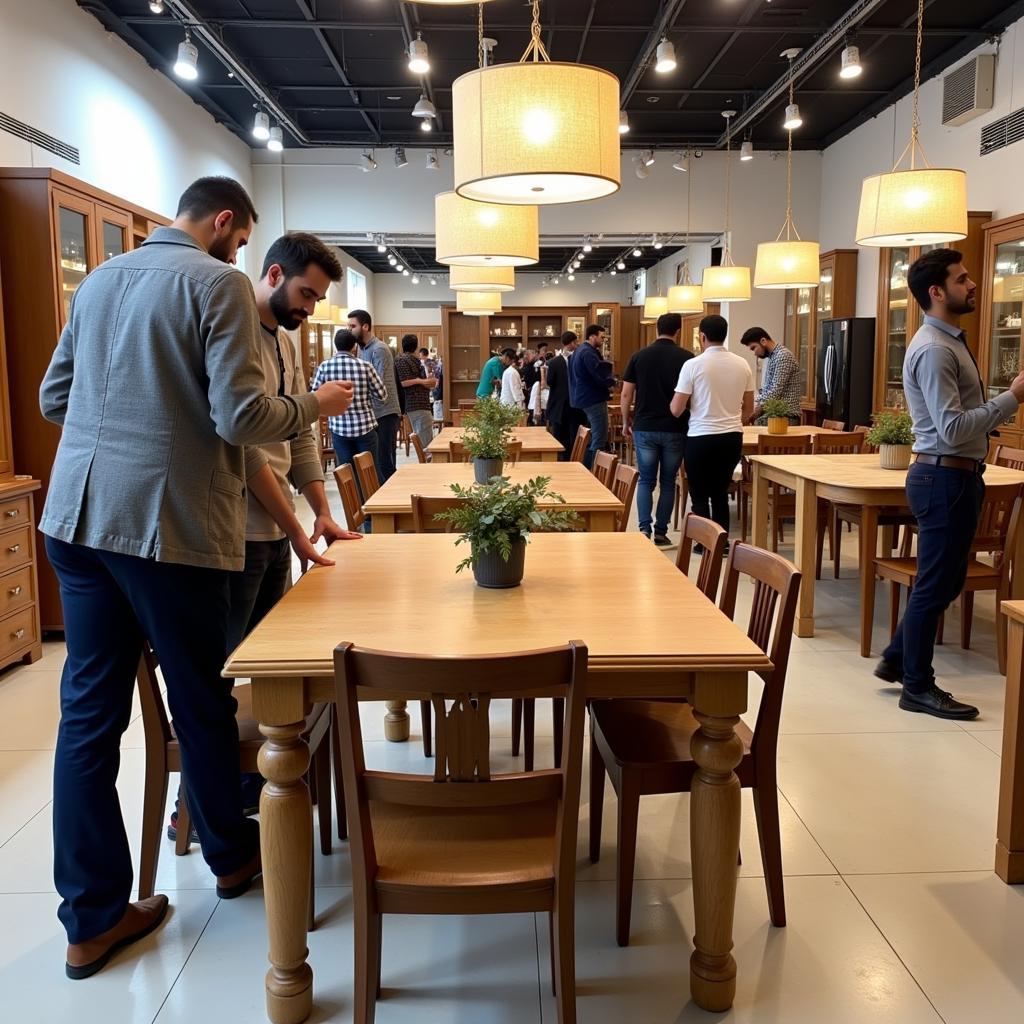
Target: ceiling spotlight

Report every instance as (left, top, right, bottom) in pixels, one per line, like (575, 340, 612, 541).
(148, 0, 165, 13)
(394, 147, 408, 168)
(633, 153, 650, 180)
(632, 247, 642, 257)
(173, 31, 199, 81)
(412, 95, 436, 119)
(642, 150, 655, 166)
(426, 150, 439, 170)
(617, 260, 626, 271)
(252, 111, 270, 141)
(591, 277, 596, 284)
(388, 254, 397, 265)
(783, 103, 802, 131)
(402, 268, 410, 277)
(429, 277, 437, 286)
(840, 44, 862, 79)
(610, 269, 617, 276)
(652, 235, 663, 250)
(553, 277, 561, 285)
(583, 238, 593, 252)
(420, 120, 433, 132)
(267, 126, 283, 153)
(655, 38, 677, 74)
(412, 275, 420, 284)
(740, 140, 754, 161)
(573, 258, 581, 268)
(377, 238, 387, 253)
(361, 152, 378, 172)
(568, 273, 575, 281)
(408, 34, 430, 75)
(672, 152, 688, 171)
(619, 111, 630, 134)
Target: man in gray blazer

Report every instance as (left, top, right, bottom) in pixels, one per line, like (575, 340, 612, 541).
(38, 177, 353, 978)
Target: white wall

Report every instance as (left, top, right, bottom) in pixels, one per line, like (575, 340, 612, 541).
(820, 17, 1024, 317)
(0, 0, 252, 220)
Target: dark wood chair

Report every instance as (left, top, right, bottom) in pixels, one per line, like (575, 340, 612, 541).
(333, 641, 588, 1024)
(611, 463, 639, 533)
(739, 434, 812, 549)
(318, 417, 335, 474)
(569, 426, 591, 463)
(589, 543, 800, 945)
(398, 414, 413, 458)
(410, 432, 428, 464)
(353, 451, 381, 500)
(810, 431, 865, 579)
(334, 464, 366, 532)
(994, 444, 1024, 471)
(821, 418, 846, 431)
(676, 513, 728, 602)
(592, 450, 619, 489)
(136, 644, 338, 929)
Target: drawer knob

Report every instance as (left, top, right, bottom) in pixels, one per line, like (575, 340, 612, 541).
(4, 509, 17, 518)
(11, 628, 24, 640)
(8, 586, 21, 596)
(7, 544, 19, 554)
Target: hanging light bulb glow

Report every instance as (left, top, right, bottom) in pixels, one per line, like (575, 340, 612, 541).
(174, 32, 199, 80)
(449, 265, 516, 292)
(740, 140, 754, 161)
(840, 45, 863, 79)
(435, 191, 539, 267)
(457, 291, 502, 316)
(655, 38, 677, 74)
(669, 151, 703, 313)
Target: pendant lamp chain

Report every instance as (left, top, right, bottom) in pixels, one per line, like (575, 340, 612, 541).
(682, 150, 694, 285)
(894, 0, 930, 171)
(778, 56, 802, 244)
(520, 0, 551, 63)
(722, 116, 735, 268)
(478, 3, 485, 69)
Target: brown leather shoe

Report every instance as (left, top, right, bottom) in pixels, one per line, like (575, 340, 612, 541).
(65, 894, 170, 979)
(216, 850, 262, 899)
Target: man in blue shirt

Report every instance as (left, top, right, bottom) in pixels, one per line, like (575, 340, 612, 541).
(569, 323, 615, 468)
(477, 350, 513, 399)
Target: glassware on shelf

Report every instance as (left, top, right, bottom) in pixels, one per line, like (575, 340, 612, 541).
(987, 238, 1024, 402)
(58, 206, 89, 321)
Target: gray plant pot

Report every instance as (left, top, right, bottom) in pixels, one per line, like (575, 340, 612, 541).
(473, 457, 503, 484)
(473, 539, 527, 589)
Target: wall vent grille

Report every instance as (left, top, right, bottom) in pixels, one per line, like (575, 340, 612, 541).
(403, 300, 445, 309)
(980, 106, 1024, 156)
(942, 55, 995, 127)
(0, 112, 79, 164)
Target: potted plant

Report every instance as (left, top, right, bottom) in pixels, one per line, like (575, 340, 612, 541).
(461, 395, 523, 483)
(436, 475, 580, 589)
(762, 397, 792, 435)
(867, 410, 915, 470)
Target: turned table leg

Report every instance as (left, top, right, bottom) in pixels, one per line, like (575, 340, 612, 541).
(793, 478, 817, 637)
(384, 701, 410, 742)
(751, 463, 770, 550)
(997, 617, 1024, 883)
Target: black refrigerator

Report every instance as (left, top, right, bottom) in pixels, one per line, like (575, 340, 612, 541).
(815, 317, 876, 429)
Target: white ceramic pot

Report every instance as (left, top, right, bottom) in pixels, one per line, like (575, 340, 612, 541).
(879, 444, 912, 470)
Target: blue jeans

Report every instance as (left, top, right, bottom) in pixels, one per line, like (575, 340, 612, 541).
(883, 463, 985, 693)
(581, 402, 609, 470)
(633, 430, 686, 536)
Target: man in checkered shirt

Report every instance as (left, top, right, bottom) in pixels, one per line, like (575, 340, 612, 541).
(740, 326, 803, 424)
(312, 329, 387, 507)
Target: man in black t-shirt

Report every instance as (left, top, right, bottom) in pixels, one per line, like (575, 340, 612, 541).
(621, 312, 693, 544)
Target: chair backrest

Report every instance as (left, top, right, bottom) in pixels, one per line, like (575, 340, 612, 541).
(451, 410, 466, 427)
(676, 513, 728, 600)
(570, 425, 591, 463)
(333, 464, 366, 530)
(971, 485, 1023, 571)
(353, 451, 380, 498)
(852, 424, 876, 452)
(136, 642, 173, 751)
(411, 495, 470, 533)
(756, 433, 812, 456)
(399, 414, 412, 443)
(592, 450, 619, 487)
(449, 440, 522, 466)
(332, 642, 588, 895)
(448, 439, 471, 463)
(504, 440, 523, 466)
(611, 463, 638, 532)
(411, 432, 428, 464)
(810, 431, 865, 455)
(821, 418, 846, 431)
(718, 543, 801, 764)
(994, 445, 1024, 472)
(458, 399, 477, 410)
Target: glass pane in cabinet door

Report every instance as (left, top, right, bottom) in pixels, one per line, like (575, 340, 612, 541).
(58, 206, 89, 322)
(796, 288, 812, 386)
(988, 239, 1024, 402)
(885, 248, 911, 407)
(818, 268, 833, 320)
(101, 221, 127, 262)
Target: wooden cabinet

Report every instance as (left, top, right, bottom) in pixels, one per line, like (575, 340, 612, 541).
(588, 302, 622, 367)
(0, 168, 169, 631)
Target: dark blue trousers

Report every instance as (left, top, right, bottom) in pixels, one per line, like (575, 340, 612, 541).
(882, 463, 985, 693)
(47, 537, 258, 944)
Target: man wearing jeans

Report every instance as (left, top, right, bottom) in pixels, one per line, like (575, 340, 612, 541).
(349, 309, 401, 481)
(395, 334, 436, 449)
(621, 312, 693, 544)
(875, 248, 1024, 720)
(569, 323, 615, 468)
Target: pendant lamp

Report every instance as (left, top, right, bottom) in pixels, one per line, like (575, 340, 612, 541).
(754, 50, 820, 289)
(856, 0, 967, 246)
(702, 112, 751, 303)
(457, 291, 502, 315)
(449, 266, 515, 292)
(435, 191, 539, 267)
(668, 150, 704, 313)
(452, 0, 620, 205)
(642, 296, 668, 324)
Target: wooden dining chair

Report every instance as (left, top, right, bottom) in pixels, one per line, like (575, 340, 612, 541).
(318, 417, 335, 474)
(994, 444, 1024, 472)
(569, 426, 591, 463)
(676, 513, 728, 602)
(739, 433, 812, 549)
(821, 418, 846, 431)
(353, 451, 381, 500)
(332, 641, 588, 1024)
(410, 495, 470, 533)
(458, 398, 478, 410)
(591, 450, 619, 489)
(672, 463, 689, 531)
(398, 415, 413, 458)
(809, 432, 865, 579)
(611, 464, 639, 533)
(410, 432, 428, 464)
(136, 644, 338, 929)
(334, 464, 366, 531)
(588, 543, 800, 945)
(449, 439, 522, 466)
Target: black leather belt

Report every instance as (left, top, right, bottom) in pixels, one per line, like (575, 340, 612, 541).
(913, 453, 985, 474)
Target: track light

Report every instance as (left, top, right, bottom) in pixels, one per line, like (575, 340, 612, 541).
(412, 275, 420, 285)
(583, 238, 593, 253)
(642, 150, 655, 166)
(655, 38, 677, 74)
(840, 45, 862, 79)
(148, 0, 165, 13)
(402, 268, 410, 277)
(426, 151, 439, 170)
(610, 269, 617, 276)
(429, 277, 437, 286)
(740, 140, 754, 161)
(619, 111, 630, 134)
(632, 247, 642, 257)
(617, 260, 626, 271)
(252, 111, 270, 141)
(633, 154, 649, 180)
(420, 120, 432, 132)
(408, 34, 430, 75)
(783, 103, 802, 131)
(573, 258, 581, 268)
(267, 126, 283, 152)
(652, 235, 663, 250)
(377, 237, 387, 253)
(568, 273, 575, 281)
(361, 152, 377, 172)
(174, 31, 199, 80)
(394, 147, 408, 168)
(672, 152, 688, 171)
(412, 95, 436, 131)
(388, 254, 397, 265)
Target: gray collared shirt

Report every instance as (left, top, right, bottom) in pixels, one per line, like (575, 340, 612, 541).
(359, 336, 401, 418)
(903, 314, 1019, 461)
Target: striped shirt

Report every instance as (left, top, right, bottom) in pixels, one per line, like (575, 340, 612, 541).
(312, 351, 387, 437)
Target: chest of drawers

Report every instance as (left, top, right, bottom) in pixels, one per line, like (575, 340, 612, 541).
(0, 480, 42, 671)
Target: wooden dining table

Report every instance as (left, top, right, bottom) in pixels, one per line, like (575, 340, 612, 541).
(749, 454, 1024, 652)
(363, 461, 623, 533)
(224, 532, 771, 1023)
(997, 599, 1024, 885)
(428, 425, 564, 463)
(741, 424, 846, 454)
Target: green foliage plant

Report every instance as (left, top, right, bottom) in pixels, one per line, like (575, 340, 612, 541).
(867, 409, 914, 447)
(461, 396, 522, 460)
(761, 397, 791, 419)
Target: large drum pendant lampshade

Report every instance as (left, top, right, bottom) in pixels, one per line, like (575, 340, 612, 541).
(668, 284, 703, 314)
(754, 240, 820, 289)
(449, 265, 516, 292)
(457, 291, 502, 316)
(701, 266, 752, 303)
(452, 62, 621, 205)
(642, 296, 668, 324)
(435, 191, 539, 267)
(855, 169, 968, 246)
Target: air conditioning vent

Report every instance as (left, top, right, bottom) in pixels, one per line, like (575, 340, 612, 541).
(980, 106, 1024, 156)
(942, 54, 995, 127)
(403, 300, 444, 309)
(0, 112, 79, 164)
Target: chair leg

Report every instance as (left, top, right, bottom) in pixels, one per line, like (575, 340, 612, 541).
(353, 893, 381, 1024)
(331, 711, 348, 841)
(138, 760, 168, 900)
(313, 736, 332, 857)
(997, 591, 1008, 676)
(552, 887, 577, 1024)
(888, 582, 901, 642)
(672, 482, 681, 532)
(589, 728, 606, 864)
(552, 698, 565, 768)
(548, 911, 557, 997)
(833, 510, 843, 579)
(511, 698, 523, 756)
(960, 591, 974, 651)
(308, 843, 315, 932)
(752, 782, 787, 927)
(375, 913, 383, 999)
(523, 699, 536, 772)
(175, 782, 192, 856)
(615, 779, 641, 947)
(420, 700, 432, 758)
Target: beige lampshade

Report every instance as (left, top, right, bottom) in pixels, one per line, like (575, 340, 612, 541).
(312, 299, 330, 321)
(456, 291, 502, 316)
(667, 284, 704, 314)
(452, 62, 621, 205)
(856, 168, 968, 247)
(701, 265, 752, 303)
(449, 265, 516, 293)
(641, 296, 669, 324)
(329, 304, 343, 323)
(753, 240, 821, 290)
(435, 191, 539, 267)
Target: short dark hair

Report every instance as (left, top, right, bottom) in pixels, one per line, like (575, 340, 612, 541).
(334, 329, 358, 353)
(740, 326, 772, 347)
(585, 324, 604, 340)
(908, 248, 964, 311)
(656, 312, 682, 337)
(544, 351, 555, 360)
(560, 331, 578, 346)
(348, 309, 372, 328)
(261, 232, 342, 281)
(700, 314, 728, 344)
(401, 335, 419, 353)
(537, 341, 549, 351)
(419, 347, 429, 356)
(501, 347, 517, 359)
(176, 176, 258, 227)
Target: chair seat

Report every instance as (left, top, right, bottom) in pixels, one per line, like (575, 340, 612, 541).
(835, 504, 915, 526)
(874, 557, 999, 587)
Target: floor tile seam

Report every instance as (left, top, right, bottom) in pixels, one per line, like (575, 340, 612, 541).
(0, 799, 52, 851)
(836, 867, 1001, 878)
(776, 728, 966, 736)
(150, 894, 222, 1024)
(958, 729, 1005, 757)
(772, 785, 843, 875)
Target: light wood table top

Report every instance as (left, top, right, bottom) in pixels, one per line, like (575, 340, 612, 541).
(362, 462, 623, 533)
(741, 425, 845, 453)
(428, 426, 564, 462)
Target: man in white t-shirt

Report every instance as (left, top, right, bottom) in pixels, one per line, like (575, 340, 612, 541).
(670, 314, 753, 544)
(500, 349, 526, 409)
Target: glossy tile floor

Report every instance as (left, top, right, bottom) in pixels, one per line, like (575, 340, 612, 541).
(1, 454, 1022, 1023)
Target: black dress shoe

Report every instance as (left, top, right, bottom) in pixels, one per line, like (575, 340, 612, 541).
(873, 658, 903, 685)
(899, 686, 979, 720)
(653, 533, 673, 547)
